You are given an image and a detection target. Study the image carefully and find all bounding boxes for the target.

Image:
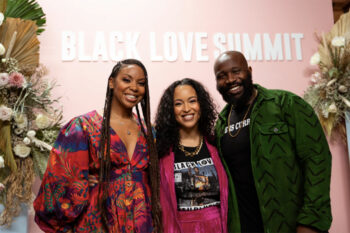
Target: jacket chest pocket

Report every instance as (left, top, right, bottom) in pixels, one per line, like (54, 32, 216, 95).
(257, 122, 293, 158)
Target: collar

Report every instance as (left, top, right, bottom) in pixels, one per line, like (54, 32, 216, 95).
(218, 84, 274, 121)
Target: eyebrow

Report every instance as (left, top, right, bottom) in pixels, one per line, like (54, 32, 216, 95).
(174, 96, 197, 101)
(122, 74, 146, 81)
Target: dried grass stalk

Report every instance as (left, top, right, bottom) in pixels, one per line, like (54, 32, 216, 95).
(0, 157, 34, 227)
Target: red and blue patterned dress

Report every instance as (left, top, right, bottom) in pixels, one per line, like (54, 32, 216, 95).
(33, 111, 153, 233)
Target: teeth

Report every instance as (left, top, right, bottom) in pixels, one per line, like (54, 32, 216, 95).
(183, 115, 194, 120)
(126, 95, 136, 100)
(230, 86, 240, 91)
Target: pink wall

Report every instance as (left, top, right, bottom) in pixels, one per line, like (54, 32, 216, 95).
(26, 0, 350, 232)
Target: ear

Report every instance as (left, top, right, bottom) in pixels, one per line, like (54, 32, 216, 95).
(248, 66, 252, 73)
(108, 77, 114, 89)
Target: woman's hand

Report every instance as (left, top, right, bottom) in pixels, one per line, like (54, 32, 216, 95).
(88, 175, 99, 187)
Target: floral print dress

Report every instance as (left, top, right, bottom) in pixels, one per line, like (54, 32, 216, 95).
(33, 111, 153, 233)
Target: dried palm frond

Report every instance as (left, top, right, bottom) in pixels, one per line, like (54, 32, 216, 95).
(0, 0, 7, 13)
(327, 12, 350, 40)
(0, 121, 17, 172)
(0, 17, 39, 75)
(5, 0, 46, 35)
(318, 12, 350, 70)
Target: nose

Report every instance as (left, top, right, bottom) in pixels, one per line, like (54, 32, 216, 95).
(129, 81, 137, 92)
(226, 72, 237, 84)
(183, 102, 190, 112)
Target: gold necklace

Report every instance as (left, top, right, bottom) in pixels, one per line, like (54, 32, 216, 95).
(178, 137, 203, 157)
(227, 90, 257, 138)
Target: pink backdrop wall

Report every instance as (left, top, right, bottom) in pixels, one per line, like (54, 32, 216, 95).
(26, 0, 350, 232)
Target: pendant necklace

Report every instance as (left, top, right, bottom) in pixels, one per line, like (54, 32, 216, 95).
(227, 89, 257, 138)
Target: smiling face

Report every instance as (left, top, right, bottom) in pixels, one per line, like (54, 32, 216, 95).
(109, 64, 146, 110)
(214, 52, 254, 108)
(173, 85, 201, 132)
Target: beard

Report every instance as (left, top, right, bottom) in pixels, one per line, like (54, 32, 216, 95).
(217, 71, 254, 109)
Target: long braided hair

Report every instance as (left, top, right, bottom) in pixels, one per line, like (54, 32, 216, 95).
(98, 59, 162, 232)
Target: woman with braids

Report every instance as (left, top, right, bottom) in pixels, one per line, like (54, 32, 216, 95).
(33, 59, 162, 233)
(155, 78, 228, 233)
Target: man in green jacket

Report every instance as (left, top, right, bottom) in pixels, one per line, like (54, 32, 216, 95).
(214, 51, 332, 233)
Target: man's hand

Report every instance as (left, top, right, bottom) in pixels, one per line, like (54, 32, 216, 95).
(88, 175, 99, 187)
(297, 225, 319, 233)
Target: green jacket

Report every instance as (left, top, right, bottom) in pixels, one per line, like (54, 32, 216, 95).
(215, 84, 332, 233)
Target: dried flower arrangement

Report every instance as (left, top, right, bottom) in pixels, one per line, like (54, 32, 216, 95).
(304, 12, 350, 144)
(0, 0, 62, 227)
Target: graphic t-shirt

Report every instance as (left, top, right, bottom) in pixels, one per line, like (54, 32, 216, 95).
(174, 143, 220, 211)
(221, 99, 264, 233)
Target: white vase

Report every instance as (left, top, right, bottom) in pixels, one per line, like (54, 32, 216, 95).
(0, 204, 28, 233)
(346, 111, 350, 162)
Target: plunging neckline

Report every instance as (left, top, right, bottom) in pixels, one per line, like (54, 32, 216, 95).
(96, 110, 141, 161)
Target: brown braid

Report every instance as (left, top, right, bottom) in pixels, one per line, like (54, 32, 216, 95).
(98, 60, 162, 232)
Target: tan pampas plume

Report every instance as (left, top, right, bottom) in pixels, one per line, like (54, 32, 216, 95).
(318, 12, 350, 71)
(0, 17, 39, 75)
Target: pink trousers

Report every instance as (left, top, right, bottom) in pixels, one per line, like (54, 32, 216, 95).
(177, 207, 223, 233)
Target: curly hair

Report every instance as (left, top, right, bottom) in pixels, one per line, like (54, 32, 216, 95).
(99, 59, 162, 232)
(155, 78, 217, 157)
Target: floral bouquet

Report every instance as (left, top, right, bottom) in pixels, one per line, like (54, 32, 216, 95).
(304, 12, 350, 143)
(0, 0, 62, 227)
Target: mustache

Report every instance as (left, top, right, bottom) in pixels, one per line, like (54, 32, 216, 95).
(221, 82, 242, 93)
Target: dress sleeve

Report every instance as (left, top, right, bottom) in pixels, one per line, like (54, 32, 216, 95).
(33, 117, 90, 233)
(284, 94, 332, 231)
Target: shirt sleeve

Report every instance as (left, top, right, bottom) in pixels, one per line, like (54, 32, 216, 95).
(33, 117, 90, 233)
(284, 94, 332, 231)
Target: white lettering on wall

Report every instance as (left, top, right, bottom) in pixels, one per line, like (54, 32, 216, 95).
(263, 33, 283, 61)
(179, 32, 194, 61)
(243, 33, 263, 61)
(109, 32, 123, 61)
(195, 32, 209, 61)
(150, 32, 163, 61)
(163, 32, 178, 62)
(291, 33, 304, 60)
(61, 31, 304, 62)
(92, 31, 108, 61)
(61, 31, 76, 61)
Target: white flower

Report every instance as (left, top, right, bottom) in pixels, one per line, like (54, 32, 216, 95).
(310, 72, 321, 84)
(310, 52, 320, 65)
(0, 12, 3, 26)
(0, 183, 4, 192)
(0, 73, 9, 87)
(13, 144, 31, 158)
(331, 36, 345, 47)
(27, 130, 36, 138)
(35, 114, 51, 129)
(1, 58, 6, 63)
(23, 137, 31, 145)
(328, 103, 337, 113)
(0, 156, 4, 168)
(14, 127, 23, 135)
(14, 113, 28, 129)
(0, 43, 5, 56)
(338, 85, 348, 93)
(0, 105, 13, 121)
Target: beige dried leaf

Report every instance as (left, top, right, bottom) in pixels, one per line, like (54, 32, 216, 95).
(318, 12, 350, 70)
(0, 17, 39, 75)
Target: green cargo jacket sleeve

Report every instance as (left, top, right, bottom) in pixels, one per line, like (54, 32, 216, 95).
(281, 91, 332, 231)
(216, 84, 332, 233)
